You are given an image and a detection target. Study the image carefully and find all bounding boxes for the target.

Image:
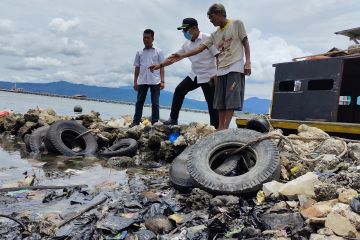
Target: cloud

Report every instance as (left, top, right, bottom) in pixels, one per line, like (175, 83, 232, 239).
(49, 17, 80, 34)
(248, 28, 310, 82)
(1, 0, 359, 102)
(0, 19, 14, 34)
(9, 57, 63, 70)
(60, 37, 86, 56)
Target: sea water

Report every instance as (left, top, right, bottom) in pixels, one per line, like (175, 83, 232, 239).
(0, 91, 220, 125)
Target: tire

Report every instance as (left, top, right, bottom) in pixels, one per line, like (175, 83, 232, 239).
(188, 128, 280, 195)
(44, 120, 98, 156)
(213, 153, 240, 176)
(169, 145, 196, 191)
(23, 134, 31, 152)
(246, 118, 270, 133)
(169, 145, 238, 191)
(29, 126, 49, 153)
(99, 138, 138, 157)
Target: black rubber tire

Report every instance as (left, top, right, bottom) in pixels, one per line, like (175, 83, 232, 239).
(213, 153, 240, 176)
(29, 126, 49, 153)
(44, 120, 98, 156)
(188, 128, 280, 195)
(246, 118, 270, 133)
(23, 134, 31, 152)
(99, 138, 138, 157)
(169, 145, 196, 191)
(169, 145, 239, 191)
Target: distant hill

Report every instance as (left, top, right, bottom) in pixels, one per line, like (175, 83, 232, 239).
(0, 81, 271, 114)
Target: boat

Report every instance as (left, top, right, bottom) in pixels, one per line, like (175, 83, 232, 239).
(236, 27, 360, 139)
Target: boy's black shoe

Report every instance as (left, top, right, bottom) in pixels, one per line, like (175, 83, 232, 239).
(163, 118, 178, 125)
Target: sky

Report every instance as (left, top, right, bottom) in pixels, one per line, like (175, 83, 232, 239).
(0, 0, 359, 101)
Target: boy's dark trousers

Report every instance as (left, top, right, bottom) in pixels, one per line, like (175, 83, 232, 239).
(133, 84, 160, 124)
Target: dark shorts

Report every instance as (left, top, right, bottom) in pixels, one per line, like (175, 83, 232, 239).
(214, 72, 245, 110)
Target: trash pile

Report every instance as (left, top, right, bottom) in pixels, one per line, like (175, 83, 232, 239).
(1, 108, 360, 239)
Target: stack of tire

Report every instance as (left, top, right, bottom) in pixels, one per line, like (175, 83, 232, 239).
(25, 120, 139, 158)
(169, 128, 280, 195)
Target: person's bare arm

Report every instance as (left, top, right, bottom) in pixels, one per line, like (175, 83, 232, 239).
(170, 44, 207, 61)
(133, 67, 140, 91)
(160, 67, 165, 90)
(243, 37, 251, 76)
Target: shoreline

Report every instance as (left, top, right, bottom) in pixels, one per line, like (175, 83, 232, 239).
(0, 89, 208, 114)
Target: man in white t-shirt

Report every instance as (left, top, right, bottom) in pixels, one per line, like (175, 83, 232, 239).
(131, 29, 165, 127)
(149, 18, 219, 128)
(169, 4, 251, 131)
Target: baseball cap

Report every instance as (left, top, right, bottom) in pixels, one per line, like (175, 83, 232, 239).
(177, 18, 198, 30)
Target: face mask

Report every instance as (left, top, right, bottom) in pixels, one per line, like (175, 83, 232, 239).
(183, 31, 192, 40)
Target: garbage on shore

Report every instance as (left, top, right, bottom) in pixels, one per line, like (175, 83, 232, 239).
(1, 108, 360, 239)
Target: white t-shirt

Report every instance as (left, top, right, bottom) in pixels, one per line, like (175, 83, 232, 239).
(177, 32, 219, 84)
(133, 46, 165, 85)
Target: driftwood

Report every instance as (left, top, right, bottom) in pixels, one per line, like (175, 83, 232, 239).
(0, 184, 88, 192)
(57, 196, 108, 228)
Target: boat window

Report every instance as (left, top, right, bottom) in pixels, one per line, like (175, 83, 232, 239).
(308, 79, 334, 91)
(339, 96, 351, 105)
(357, 96, 360, 105)
(279, 80, 295, 91)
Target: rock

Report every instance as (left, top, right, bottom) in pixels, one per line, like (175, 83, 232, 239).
(148, 132, 161, 149)
(75, 112, 101, 128)
(317, 227, 334, 236)
(325, 212, 358, 238)
(105, 118, 125, 129)
(314, 183, 339, 201)
(140, 191, 159, 203)
(186, 188, 213, 210)
(182, 122, 215, 145)
(336, 172, 360, 192)
(314, 155, 341, 172)
(348, 143, 360, 163)
(107, 156, 135, 168)
(309, 233, 344, 240)
(126, 128, 141, 140)
(144, 215, 173, 234)
(338, 188, 358, 204)
(173, 135, 186, 146)
(267, 201, 289, 213)
(210, 195, 239, 214)
(17, 121, 37, 137)
(3, 113, 24, 134)
(350, 196, 360, 215)
(261, 212, 304, 232)
(298, 124, 329, 138)
(317, 139, 345, 156)
(24, 111, 40, 122)
(301, 199, 338, 219)
(332, 203, 360, 231)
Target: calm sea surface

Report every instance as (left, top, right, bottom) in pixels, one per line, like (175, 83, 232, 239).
(0, 91, 238, 126)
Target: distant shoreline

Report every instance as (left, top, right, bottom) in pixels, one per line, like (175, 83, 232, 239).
(0, 89, 208, 114)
